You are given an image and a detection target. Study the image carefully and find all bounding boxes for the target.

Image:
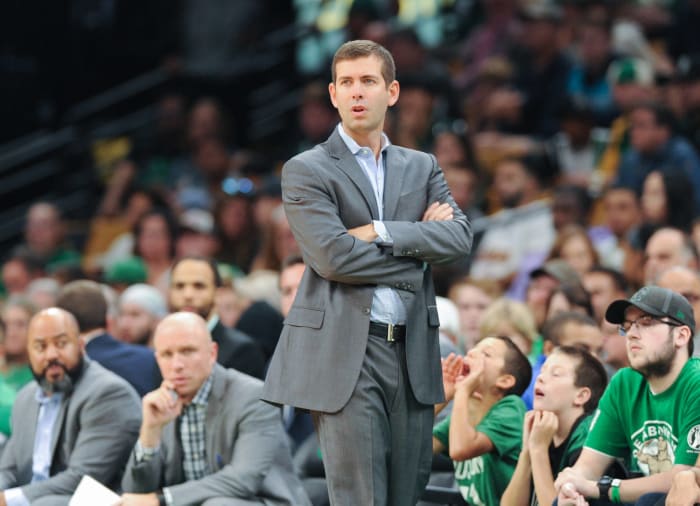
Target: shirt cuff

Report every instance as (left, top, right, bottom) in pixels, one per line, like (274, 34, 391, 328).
(4, 488, 30, 506)
(372, 220, 393, 246)
(135, 439, 160, 462)
(163, 487, 174, 506)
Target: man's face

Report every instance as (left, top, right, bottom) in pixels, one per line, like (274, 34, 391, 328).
(2, 305, 31, 358)
(168, 259, 217, 319)
(329, 55, 399, 140)
(603, 188, 640, 237)
(526, 274, 559, 327)
(601, 320, 628, 369)
(26, 205, 62, 255)
(452, 284, 493, 344)
(622, 306, 679, 379)
(27, 311, 83, 394)
(583, 271, 624, 323)
(280, 263, 306, 318)
(656, 270, 700, 327)
(494, 160, 529, 209)
(2, 260, 31, 295)
(630, 108, 667, 154)
(117, 302, 158, 345)
(644, 231, 686, 284)
(154, 321, 216, 404)
(559, 322, 604, 358)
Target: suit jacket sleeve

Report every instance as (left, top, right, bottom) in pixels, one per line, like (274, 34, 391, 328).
(282, 156, 424, 288)
(166, 396, 283, 505)
(20, 379, 141, 501)
(383, 153, 472, 264)
(121, 445, 167, 493)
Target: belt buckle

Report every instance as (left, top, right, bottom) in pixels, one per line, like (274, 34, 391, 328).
(387, 323, 395, 342)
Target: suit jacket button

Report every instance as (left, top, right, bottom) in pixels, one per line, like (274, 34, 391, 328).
(363, 308, 370, 314)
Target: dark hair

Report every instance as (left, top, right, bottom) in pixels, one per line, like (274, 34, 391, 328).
(643, 169, 696, 233)
(542, 311, 598, 345)
(56, 280, 107, 332)
(547, 283, 594, 318)
(133, 207, 179, 259)
(587, 266, 629, 294)
(332, 40, 396, 86)
(554, 345, 608, 413)
(631, 101, 677, 133)
(493, 335, 532, 396)
(280, 254, 305, 272)
(171, 255, 222, 288)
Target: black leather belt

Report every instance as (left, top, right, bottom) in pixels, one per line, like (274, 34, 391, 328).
(369, 321, 406, 342)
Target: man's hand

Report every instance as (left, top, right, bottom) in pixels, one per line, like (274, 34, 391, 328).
(558, 483, 590, 506)
(0, 491, 7, 506)
(554, 468, 597, 500)
(140, 381, 182, 447)
(455, 352, 484, 397)
(441, 353, 467, 402)
(666, 469, 700, 506)
(117, 493, 159, 506)
(529, 410, 558, 451)
(347, 224, 378, 242)
(422, 202, 454, 222)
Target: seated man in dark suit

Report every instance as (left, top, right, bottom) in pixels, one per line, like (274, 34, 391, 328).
(0, 308, 141, 505)
(56, 280, 161, 396)
(120, 312, 310, 506)
(167, 256, 266, 379)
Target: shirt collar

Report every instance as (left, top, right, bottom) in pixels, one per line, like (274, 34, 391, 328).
(35, 388, 63, 405)
(207, 314, 219, 333)
(336, 123, 391, 156)
(189, 369, 214, 407)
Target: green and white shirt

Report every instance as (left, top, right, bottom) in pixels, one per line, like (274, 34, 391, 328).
(433, 394, 525, 506)
(586, 358, 700, 475)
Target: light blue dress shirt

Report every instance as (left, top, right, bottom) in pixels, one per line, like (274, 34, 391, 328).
(336, 124, 406, 325)
(4, 390, 63, 506)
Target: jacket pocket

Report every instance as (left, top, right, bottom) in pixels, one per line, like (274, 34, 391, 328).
(285, 307, 325, 329)
(427, 305, 440, 327)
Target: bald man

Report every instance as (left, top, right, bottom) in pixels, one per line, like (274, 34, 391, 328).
(657, 266, 700, 356)
(121, 313, 310, 506)
(0, 308, 141, 506)
(644, 228, 698, 284)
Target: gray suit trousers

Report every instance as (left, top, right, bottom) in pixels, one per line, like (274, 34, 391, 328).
(312, 333, 434, 506)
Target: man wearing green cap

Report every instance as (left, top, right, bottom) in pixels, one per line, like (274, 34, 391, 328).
(554, 286, 700, 504)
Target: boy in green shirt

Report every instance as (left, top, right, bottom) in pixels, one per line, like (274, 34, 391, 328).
(433, 336, 532, 506)
(502, 345, 608, 506)
(556, 286, 700, 504)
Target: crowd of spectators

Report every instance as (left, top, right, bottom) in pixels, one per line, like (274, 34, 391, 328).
(1, 0, 700, 504)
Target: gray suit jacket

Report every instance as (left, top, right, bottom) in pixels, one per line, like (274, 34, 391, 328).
(262, 129, 473, 412)
(0, 359, 141, 501)
(121, 364, 310, 506)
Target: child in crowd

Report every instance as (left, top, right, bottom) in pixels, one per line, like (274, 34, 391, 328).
(433, 336, 532, 506)
(501, 345, 608, 506)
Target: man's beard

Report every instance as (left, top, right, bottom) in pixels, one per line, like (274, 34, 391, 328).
(32, 356, 85, 395)
(501, 191, 524, 209)
(633, 331, 676, 379)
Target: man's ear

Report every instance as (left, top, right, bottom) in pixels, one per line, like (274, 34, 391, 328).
(573, 386, 591, 409)
(496, 373, 516, 393)
(387, 80, 400, 107)
(674, 326, 691, 350)
(328, 82, 338, 109)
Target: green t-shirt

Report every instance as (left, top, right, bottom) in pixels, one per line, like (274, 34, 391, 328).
(433, 394, 525, 506)
(585, 358, 700, 475)
(0, 365, 33, 436)
(1, 365, 34, 392)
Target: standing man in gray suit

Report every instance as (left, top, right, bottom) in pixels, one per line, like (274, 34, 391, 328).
(262, 40, 473, 505)
(120, 312, 310, 506)
(0, 308, 141, 506)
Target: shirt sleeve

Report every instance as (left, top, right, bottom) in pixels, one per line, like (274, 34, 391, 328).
(476, 395, 525, 458)
(584, 373, 629, 459)
(4, 488, 30, 506)
(372, 220, 393, 246)
(433, 415, 451, 453)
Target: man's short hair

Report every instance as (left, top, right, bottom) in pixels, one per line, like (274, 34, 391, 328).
(171, 256, 222, 288)
(542, 311, 598, 345)
(332, 40, 396, 87)
(56, 280, 107, 331)
(587, 265, 629, 294)
(280, 254, 305, 273)
(630, 100, 677, 133)
(493, 335, 532, 397)
(555, 345, 608, 413)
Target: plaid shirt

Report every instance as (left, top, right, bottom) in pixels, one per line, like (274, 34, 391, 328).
(179, 370, 214, 481)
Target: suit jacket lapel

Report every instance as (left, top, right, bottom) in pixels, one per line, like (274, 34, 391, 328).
(49, 395, 69, 467)
(382, 145, 405, 220)
(327, 129, 381, 220)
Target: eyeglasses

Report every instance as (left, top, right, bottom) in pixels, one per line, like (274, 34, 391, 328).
(618, 314, 682, 336)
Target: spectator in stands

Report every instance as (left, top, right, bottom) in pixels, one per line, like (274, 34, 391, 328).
(525, 259, 582, 331)
(640, 169, 695, 233)
(656, 266, 700, 356)
(116, 283, 168, 347)
(643, 227, 698, 284)
(214, 191, 258, 274)
(432, 336, 531, 505)
(0, 297, 36, 438)
(502, 346, 608, 506)
(120, 312, 311, 506)
(479, 297, 538, 358)
(555, 286, 700, 503)
(469, 155, 555, 297)
(673, 53, 700, 151)
(591, 185, 642, 273)
(56, 280, 161, 397)
(167, 256, 265, 379)
(617, 101, 700, 213)
(548, 225, 600, 278)
(21, 203, 80, 273)
(175, 208, 220, 258)
(0, 308, 141, 504)
(133, 208, 179, 295)
(25, 278, 60, 310)
(545, 283, 595, 321)
(448, 278, 500, 352)
(583, 266, 629, 324)
(250, 205, 300, 273)
(600, 318, 629, 377)
(1, 250, 43, 297)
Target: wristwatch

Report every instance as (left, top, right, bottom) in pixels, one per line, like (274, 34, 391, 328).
(597, 475, 613, 500)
